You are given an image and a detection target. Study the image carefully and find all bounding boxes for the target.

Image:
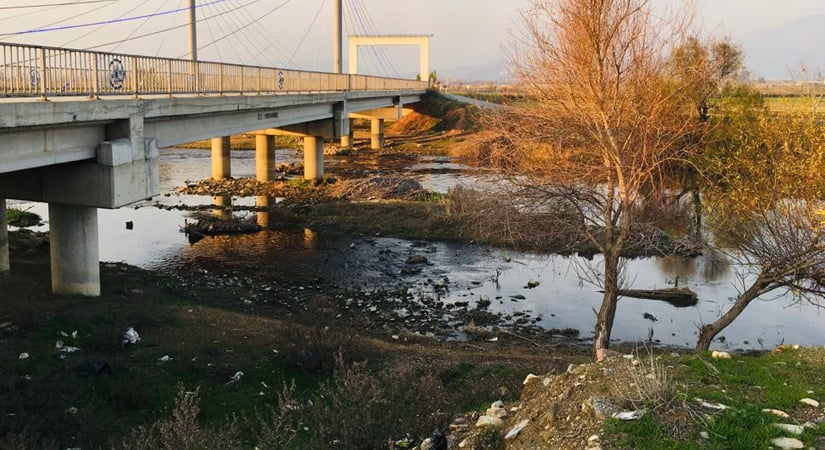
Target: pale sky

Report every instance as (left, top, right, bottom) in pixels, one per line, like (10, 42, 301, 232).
(0, 0, 822, 79)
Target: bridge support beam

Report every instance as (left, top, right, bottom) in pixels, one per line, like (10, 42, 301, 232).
(0, 199, 8, 275)
(211, 136, 232, 179)
(255, 135, 276, 182)
(371, 119, 385, 150)
(303, 136, 325, 180)
(48, 203, 100, 296)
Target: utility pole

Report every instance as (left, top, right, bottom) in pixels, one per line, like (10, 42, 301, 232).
(188, 0, 198, 61)
(333, 0, 342, 73)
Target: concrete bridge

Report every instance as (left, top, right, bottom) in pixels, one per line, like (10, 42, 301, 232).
(0, 41, 427, 296)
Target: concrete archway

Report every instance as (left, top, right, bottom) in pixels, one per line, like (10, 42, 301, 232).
(348, 34, 432, 81)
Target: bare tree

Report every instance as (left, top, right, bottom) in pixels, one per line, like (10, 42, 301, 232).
(500, 0, 733, 356)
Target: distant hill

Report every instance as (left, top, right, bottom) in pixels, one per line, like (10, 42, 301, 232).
(741, 15, 825, 80)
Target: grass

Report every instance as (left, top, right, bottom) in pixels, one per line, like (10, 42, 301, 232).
(6, 207, 41, 227)
(601, 349, 825, 449)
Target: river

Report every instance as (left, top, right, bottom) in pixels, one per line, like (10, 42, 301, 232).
(8, 147, 825, 350)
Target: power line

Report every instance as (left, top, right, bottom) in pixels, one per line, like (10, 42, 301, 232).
(0, 0, 115, 10)
(80, 0, 266, 51)
(1, 0, 230, 37)
(286, 0, 325, 66)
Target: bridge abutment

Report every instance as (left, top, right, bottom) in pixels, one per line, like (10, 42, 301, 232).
(255, 135, 276, 182)
(371, 118, 385, 150)
(303, 136, 325, 180)
(211, 136, 232, 179)
(0, 199, 8, 275)
(48, 203, 100, 296)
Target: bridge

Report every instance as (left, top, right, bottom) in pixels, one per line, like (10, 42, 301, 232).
(0, 41, 428, 296)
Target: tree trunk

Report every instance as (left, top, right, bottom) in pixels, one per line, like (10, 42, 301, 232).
(691, 189, 702, 240)
(695, 279, 766, 352)
(594, 247, 621, 356)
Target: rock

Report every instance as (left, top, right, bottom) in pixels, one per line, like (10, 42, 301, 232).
(475, 416, 504, 428)
(800, 398, 820, 407)
(763, 408, 790, 418)
(587, 435, 600, 443)
(18, 352, 29, 360)
(699, 431, 709, 439)
(711, 350, 731, 359)
(584, 397, 620, 419)
(405, 255, 428, 265)
(420, 438, 434, 450)
(612, 410, 646, 421)
(491, 400, 504, 409)
(774, 424, 804, 435)
(695, 398, 729, 410)
(543, 377, 553, 387)
(643, 312, 658, 322)
(504, 419, 530, 440)
(486, 407, 508, 418)
(426, 429, 448, 450)
(523, 374, 541, 385)
(770, 437, 804, 449)
(525, 281, 540, 289)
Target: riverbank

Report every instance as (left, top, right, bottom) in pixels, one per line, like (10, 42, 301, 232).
(4, 231, 824, 449)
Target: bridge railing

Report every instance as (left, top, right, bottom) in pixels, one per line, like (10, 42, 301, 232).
(0, 42, 427, 99)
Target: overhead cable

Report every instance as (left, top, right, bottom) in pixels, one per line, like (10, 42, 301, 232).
(2, 0, 230, 37)
(0, 0, 115, 10)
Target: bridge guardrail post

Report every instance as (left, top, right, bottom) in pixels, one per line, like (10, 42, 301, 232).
(130, 56, 138, 97)
(39, 47, 47, 100)
(219, 64, 224, 95)
(91, 54, 100, 99)
(257, 67, 262, 95)
(166, 59, 173, 96)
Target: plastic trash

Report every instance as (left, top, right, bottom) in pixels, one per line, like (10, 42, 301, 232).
(227, 371, 244, 384)
(429, 429, 448, 450)
(122, 327, 140, 345)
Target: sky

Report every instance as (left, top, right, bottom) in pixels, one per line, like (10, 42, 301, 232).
(0, 0, 823, 80)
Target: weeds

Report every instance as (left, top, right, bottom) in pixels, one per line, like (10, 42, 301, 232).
(612, 348, 676, 411)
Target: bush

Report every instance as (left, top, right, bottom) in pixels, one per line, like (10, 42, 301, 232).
(115, 387, 242, 450)
(305, 355, 449, 448)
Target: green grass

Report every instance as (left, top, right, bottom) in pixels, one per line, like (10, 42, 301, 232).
(602, 350, 825, 449)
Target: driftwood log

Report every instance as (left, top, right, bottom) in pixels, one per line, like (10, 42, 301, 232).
(600, 287, 698, 308)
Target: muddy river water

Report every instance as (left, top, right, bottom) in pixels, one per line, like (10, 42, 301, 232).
(9, 147, 825, 350)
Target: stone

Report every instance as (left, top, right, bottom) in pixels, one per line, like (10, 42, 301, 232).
(486, 407, 508, 418)
(523, 373, 540, 385)
(699, 431, 709, 439)
(613, 410, 646, 421)
(491, 400, 504, 409)
(405, 255, 428, 265)
(770, 437, 804, 449)
(774, 423, 804, 435)
(587, 435, 600, 443)
(504, 419, 529, 440)
(763, 408, 791, 418)
(420, 438, 434, 450)
(800, 398, 820, 408)
(695, 398, 729, 410)
(711, 351, 732, 359)
(543, 377, 553, 387)
(18, 352, 29, 360)
(475, 416, 504, 428)
(584, 397, 619, 419)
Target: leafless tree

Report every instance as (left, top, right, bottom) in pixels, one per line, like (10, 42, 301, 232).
(498, 0, 738, 357)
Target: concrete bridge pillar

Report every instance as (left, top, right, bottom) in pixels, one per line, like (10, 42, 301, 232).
(371, 118, 385, 150)
(211, 136, 232, 179)
(213, 196, 232, 220)
(48, 203, 100, 296)
(256, 135, 276, 182)
(0, 199, 9, 275)
(303, 136, 325, 180)
(340, 119, 354, 148)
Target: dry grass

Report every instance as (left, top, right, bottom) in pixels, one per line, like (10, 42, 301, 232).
(612, 349, 677, 411)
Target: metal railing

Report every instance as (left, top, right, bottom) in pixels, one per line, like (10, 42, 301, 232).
(0, 42, 427, 99)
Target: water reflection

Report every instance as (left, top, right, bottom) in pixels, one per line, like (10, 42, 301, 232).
(256, 196, 270, 227)
(212, 196, 232, 220)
